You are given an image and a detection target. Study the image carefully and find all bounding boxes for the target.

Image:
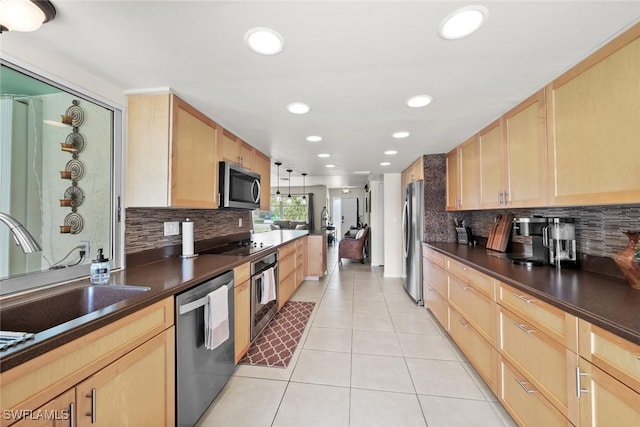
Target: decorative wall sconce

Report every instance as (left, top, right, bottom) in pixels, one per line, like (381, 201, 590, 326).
(59, 100, 85, 234)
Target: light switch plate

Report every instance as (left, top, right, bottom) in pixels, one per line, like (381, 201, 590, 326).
(164, 221, 180, 236)
(239, 218, 242, 227)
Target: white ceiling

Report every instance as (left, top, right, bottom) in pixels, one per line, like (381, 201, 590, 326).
(4, 1, 640, 189)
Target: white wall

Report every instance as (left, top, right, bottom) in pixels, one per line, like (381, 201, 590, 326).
(370, 180, 384, 266)
(383, 173, 402, 277)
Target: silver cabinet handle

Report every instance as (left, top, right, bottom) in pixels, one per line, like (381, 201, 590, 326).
(499, 192, 504, 205)
(458, 319, 469, 328)
(458, 283, 470, 291)
(69, 402, 76, 427)
(86, 388, 96, 423)
(514, 322, 535, 334)
(515, 378, 536, 395)
(576, 366, 589, 398)
(504, 191, 509, 204)
(513, 294, 534, 304)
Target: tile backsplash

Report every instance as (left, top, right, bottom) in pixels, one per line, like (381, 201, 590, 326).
(125, 208, 252, 254)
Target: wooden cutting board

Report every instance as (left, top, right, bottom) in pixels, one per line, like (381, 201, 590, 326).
(486, 214, 513, 252)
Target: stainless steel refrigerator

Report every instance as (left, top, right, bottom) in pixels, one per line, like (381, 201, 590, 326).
(402, 180, 424, 305)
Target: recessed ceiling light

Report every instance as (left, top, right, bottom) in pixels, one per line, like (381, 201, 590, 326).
(392, 131, 410, 139)
(438, 6, 488, 40)
(384, 150, 398, 155)
(245, 27, 285, 55)
(406, 95, 433, 108)
(353, 171, 370, 175)
(317, 153, 330, 158)
(325, 164, 336, 168)
(306, 135, 322, 142)
(287, 102, 310, 115)
(380, 162, 391, 166)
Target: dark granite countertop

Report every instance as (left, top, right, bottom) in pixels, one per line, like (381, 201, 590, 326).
(0, 230, 308, 372)
(425, 242, 640, 346)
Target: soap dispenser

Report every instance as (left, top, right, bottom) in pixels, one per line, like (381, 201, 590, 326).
(90, 248, 111, 285)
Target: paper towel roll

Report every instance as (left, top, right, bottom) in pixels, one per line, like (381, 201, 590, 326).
(182, 219, 194, 256)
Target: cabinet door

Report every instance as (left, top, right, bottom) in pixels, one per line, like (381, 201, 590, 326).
(446, 149, 460, 210)
(12, 389, 75, 427)
(479, 120, 505, 209)
(76, 328, 175, 426)
(234, 280, 251, 363)
(578, 357, 640, 427)
(505, 90, 548, 208)
(238, 140, 254, 170)
(218, 129, 240, 164)
(459, 136, 481, 210)
(252, 150, 272, 211)
(547, 31, 640, 206)
(171, 96, 218, 208)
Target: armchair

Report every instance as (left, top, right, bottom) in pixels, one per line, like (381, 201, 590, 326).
(338, 227, 369, 264)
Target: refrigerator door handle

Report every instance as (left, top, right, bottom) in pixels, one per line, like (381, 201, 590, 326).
(402, 199, 410, 257)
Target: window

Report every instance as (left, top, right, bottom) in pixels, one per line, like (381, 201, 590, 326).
(252, 195, 309, 232)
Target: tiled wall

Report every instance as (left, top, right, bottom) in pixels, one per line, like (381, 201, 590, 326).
(422, 154, 458, 243)
(125, 208, 252, 254)
(469, 205, 640, 258)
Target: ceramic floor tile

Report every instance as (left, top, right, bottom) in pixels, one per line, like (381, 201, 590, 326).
(397, 333, 459, 360)
(312, 309, 353, 329)
(352, 330, 403, 356)
(418, 395, 505, 427)
(462, 361, 499, 402)
(391, 312, 441, 335)
(350, 388, 427, 427)
(323, 288, 354, 300)
(197, 377, 287, 426)
(490, 401, 518, 427)
(353, 312, 394, 332)
(353, 290, 385, 302)
(318, 297, 354, 313)
(272, 382, 350, 427)
(353, 299, 389, 313)
(351, 353, 414, 393)
(303, 327, 352, 353)
(406, 358, 485, 400)
(291, 349, 351, 387)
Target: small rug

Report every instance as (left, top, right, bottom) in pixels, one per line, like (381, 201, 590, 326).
(239, 301, 315, 368)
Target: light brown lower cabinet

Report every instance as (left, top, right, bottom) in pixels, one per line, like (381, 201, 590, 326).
(12, 389, 76, 427)
(234, 280, 251, 363)
(423, 279, 449, 330)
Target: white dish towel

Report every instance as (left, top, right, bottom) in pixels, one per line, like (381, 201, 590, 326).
(204, 285, 229, 350)
(260, 267, 276, 304)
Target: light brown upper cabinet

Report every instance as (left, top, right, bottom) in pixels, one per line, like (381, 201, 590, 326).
(459, 136, 481, 210)
(127, 93, 218, 208)
(218, 128, 254, 171)
(504, 90, 548, 208)
(252, 150, 272, 211)
(547, 25, 640, 206)
(401, 156, 424, 189)
(479, 119, 505, 209)
(446, 149, 460, 210)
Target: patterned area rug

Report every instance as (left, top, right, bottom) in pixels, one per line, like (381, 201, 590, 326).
(239, 301, 315, 368)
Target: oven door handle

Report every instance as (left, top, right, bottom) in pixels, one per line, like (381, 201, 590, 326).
(255, 271, 265, 302)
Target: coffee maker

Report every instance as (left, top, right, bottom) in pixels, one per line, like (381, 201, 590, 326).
(511, 217, 577, 267)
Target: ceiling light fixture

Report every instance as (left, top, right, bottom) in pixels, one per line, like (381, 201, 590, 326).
(287, 102, 310, 115)
(438, 5, 488, 40)
(384, 150, 398, 155)
(353, 171, 370, 175)
(392, 131, 410, 139)
(275, 162, 282, 202)
(286, 169, 293, 204)
(301, 173, 307, 206)
(0, 0, 56, 32)
(342, 188, 350, 195)
(317, 153, 330, 158)
(406, 95, 433, 108)
(380, 162, 391, 166)
(306, 135, 322, 142)
(244, 27, 284, 55)
(325, 164, 335, 168)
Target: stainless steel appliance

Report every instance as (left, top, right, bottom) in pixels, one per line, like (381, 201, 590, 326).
(512, 217, 549, 266)
(218, 161, 261, 209)
(202, 238, 273, 257)
(512, 217, 577, 267)
(250, 250, 279, 340)
(402, 180, 424, 305)
(175, 271, 235, 427)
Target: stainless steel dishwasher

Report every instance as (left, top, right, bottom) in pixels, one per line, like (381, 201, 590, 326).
(175, 270, 234, 427)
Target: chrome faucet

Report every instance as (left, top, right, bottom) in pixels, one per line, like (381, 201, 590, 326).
(0, 212, 42, 253)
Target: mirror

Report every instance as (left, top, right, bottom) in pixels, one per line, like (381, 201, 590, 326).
(0, 62, 122, 295)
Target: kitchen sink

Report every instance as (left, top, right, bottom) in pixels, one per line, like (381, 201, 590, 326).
(0, 285, 151, 334)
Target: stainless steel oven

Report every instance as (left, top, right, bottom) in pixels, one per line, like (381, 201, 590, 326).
(250, 251, 278, 340)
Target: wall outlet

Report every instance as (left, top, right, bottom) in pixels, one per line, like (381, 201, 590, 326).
(79, 241, 90, 258)
(238, 218, 243, 227)
(164, 221, 180, 236)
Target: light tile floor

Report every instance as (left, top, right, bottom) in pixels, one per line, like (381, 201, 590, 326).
(198, 246, 516, 427)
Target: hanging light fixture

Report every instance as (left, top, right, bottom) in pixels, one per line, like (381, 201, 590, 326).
(286, 169, 293, 204)
(275, 162, 282, 202)
(0, 0, 57, 33)
(301, 173, 307, 206)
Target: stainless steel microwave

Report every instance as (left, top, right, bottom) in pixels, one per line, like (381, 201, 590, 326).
(219, 161, 261, 209)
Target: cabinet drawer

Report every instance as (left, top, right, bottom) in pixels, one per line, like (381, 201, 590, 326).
(423, 246, 446, 268)
(498, 282, 577, 352)
(234, 262, 250, 286)
(447, 259, 495, 300)
(449, 308, 498, 393)
(279, 253, 296, 281)
(278, 272, 296, 310)
(449, 275, 496, 345)
(500, 357, 572, 427)
(423, 258, 447, 300)
(279, 242, 296, 258)
(499, 306, 578, 423)
(423, 280, 449, 331)
(579, 319, 640, 394)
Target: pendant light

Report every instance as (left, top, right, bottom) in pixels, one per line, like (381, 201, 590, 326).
(301, 173, 307, 205)
(275, 162, 282, 202)
(286, 169, 293, 204)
